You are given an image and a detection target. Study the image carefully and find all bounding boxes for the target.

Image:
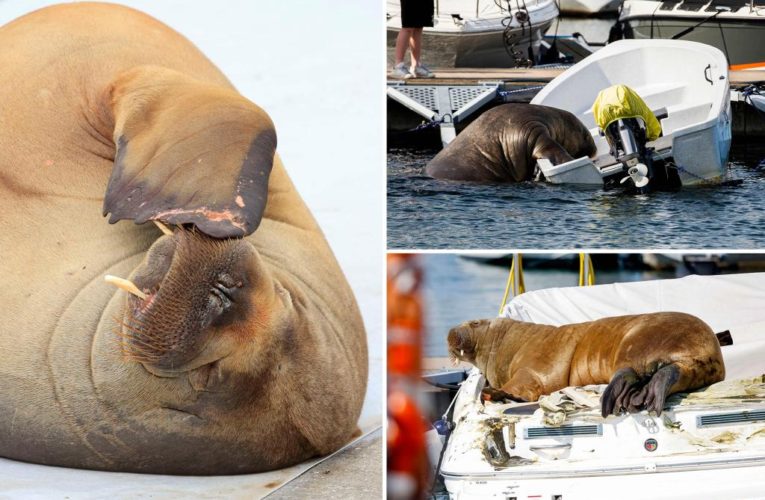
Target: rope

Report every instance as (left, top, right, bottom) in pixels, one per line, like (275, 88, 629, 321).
(497, 85, 545, 98)
(500, 0, 533, 67)
(666, 160, 720, 185)
(578, 253, 596, 286)
(498, 254, 525, 315)
(406, 114, 453, 132)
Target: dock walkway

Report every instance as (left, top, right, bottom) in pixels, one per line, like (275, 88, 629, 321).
(388, 68, 765, 142)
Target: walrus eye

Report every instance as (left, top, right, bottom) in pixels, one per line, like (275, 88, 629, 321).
(210, 282, 234, 310)
(470, 320, 480, 327)
(208, 272, 246, 315)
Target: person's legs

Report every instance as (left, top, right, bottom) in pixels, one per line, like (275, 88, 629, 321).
(408, 28, 433, 78)
(408, 28, 423, 69)
(392, 27, 414, 78)
(395, 28, 412, 65)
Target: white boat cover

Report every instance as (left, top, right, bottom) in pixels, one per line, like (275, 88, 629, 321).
(502, 272, 765, 380)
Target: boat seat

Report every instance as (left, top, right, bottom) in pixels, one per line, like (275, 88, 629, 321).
(660, 102, 712, 135)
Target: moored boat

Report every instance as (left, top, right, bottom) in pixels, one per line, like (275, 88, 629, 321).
(560, 0, 623, 15)
(436, 272, 765, 499)
(386, 0, 559, 68)
(531, 39, 732, 190)
(613, 0, 765, 70)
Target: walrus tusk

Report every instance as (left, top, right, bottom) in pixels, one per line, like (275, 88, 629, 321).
(104, 275, 147, 300)
(153, 220, 173, 235)
(460, 349, 464, 357)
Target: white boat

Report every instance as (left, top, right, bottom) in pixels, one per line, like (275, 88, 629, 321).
(437, 272, 765, 499)
(559, 0, 622, 15)
(386, 0, 559, 68)
(614, 0, 765, 70)
(530, 39, 732, 189)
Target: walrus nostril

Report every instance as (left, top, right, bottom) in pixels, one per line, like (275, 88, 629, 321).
(118, 228, 254, 370)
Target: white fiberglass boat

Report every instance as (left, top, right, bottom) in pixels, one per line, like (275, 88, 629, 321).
(614, 0, 765, 70)
(559, 0, 622, 15)
(386, 0, 559, 68)
(438, 272, 765, 499)
(531, 39, 732, 190)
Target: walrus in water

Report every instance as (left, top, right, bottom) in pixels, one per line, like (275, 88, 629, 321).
(448, 313, 725, 416)
(0, 4, 367, 474)
(425, 103, 597, 182)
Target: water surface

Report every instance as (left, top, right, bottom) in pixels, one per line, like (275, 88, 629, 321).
(388, 144, 765, 249)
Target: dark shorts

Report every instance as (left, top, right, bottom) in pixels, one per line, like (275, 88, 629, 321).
(401, 0, 434, 28)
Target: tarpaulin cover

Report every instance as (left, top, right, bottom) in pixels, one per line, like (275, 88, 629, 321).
(501, 272, 765, 381)
(592, 84, 662, 141)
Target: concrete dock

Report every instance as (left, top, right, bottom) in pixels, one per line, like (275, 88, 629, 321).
(267, 429, 382, 499)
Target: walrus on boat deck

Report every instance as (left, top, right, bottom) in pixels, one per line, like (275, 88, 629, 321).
(448, 312, 725, 416)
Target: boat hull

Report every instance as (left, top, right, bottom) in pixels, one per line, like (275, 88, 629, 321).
(559, 0, 622, 15)
(445, 465, 765, 500)
(624, 18, 765, 70)
(385, 0, 559, 68)
(386, 22, 554, 68)
(671, 94, 731, 185)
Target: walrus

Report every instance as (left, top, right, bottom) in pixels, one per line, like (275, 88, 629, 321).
(0, 3, 367, 474)
(447, 313, 725, 417)
(425, 103, 597, 182)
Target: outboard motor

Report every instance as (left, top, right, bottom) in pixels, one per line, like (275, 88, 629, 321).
(592, 84, 669, 192)
(603, 117, 653, 190)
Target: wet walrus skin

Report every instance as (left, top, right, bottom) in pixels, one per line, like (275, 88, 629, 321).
(448, 313, 725, 416)
(425, 103, 597, 182)
(0, 4, 367, 474)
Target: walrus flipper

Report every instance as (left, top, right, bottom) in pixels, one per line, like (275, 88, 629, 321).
(532, 134, 575, 166)
(641, 364, 680, 416)
(601, 364, 680, 417)
(601, 367, 641, 417)
(103, 66, 277, 239)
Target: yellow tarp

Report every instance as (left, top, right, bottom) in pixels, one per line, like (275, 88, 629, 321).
(591, 84, 662, 142)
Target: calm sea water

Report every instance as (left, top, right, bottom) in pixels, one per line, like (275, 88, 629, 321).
(421, 254, 743, 357)
(387, 143, 765, 249)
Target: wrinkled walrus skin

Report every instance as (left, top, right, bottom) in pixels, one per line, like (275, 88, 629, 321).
(0, 3, 367, 474)
(425, 103, 597, 182)
(448, 313, 724, 417)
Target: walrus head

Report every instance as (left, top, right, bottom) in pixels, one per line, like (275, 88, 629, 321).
(447, 319, 491, 365)
(551, 107, 598, 161)
(115, 228, 293, 378)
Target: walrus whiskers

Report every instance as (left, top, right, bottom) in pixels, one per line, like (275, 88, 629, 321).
(104, 275, 147, 300)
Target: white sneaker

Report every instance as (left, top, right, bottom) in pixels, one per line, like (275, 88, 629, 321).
(391, 62, 412, 79)
(412, 64, 435, 79)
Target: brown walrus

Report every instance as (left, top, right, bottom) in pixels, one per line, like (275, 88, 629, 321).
(447, 312, 725, 416)
(424, 103, 597, 182)
(0, 3, 367, 474)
